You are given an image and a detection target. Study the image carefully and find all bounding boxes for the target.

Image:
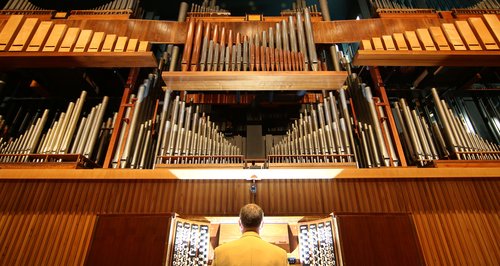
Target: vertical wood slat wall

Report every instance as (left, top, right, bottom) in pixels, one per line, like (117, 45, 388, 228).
(0, 179, 498, 265)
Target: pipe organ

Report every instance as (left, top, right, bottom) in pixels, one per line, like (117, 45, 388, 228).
(0, 1, 499, 266)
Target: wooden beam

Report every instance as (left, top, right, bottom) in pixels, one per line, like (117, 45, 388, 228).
(162, 71, 348, 91)
(0, 17, 463, 45)
(354, 50, 500, 66)
(0, 167, 499, 179)
(0, 52, 157, 68)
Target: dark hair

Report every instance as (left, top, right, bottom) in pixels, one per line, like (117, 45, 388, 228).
(239, 203, 264, 228)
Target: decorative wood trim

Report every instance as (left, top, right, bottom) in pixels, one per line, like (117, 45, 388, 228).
(354, 50, 500, 66)
(0, 167, 499, 180)
(0, 51, 157, 68)
(162, 71, 348, 91)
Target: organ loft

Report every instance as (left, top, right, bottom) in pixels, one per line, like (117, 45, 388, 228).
(0, 0, 499, 265)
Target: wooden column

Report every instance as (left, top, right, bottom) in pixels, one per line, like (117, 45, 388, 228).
(369, 66, 408, 167)
(102, 68, 140, 168)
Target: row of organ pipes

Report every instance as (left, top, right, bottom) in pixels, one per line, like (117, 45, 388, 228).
(269, 90, 357, 165)
(189, 0, 229, 14)
(0, 91, 113, 164)
(368, 0, 500, 10)
(111, 45, 242, 168)
(269, 44, 499, 167)
(2, 0, 141, 11)
(182, 8, 321, 72)
(3, 80, 496, 168)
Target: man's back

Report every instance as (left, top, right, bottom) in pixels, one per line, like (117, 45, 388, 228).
(212, 231, 288, 266)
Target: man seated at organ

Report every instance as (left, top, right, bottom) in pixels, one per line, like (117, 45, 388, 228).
(212, 203, 289, 266)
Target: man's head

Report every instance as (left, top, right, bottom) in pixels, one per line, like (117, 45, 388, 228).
(239, 203, 264, 233)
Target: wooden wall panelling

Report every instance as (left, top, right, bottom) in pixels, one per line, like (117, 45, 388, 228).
(85, 215, 171, 266)
(9, 18, 39, 51)
(454, 21, 482, 50)
(473, 180, 500, 261)
(0, 179, 499, 265)
(428, 26, 451, 50)
(0, 15, 24, 51)
(468, 17, 499, 50)
(336, 214, 425, 266)
(458, 180, 500, 264)
(404, 181, 452, 265)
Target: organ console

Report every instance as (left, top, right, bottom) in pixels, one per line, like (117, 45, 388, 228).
(165, 215, 342, 266)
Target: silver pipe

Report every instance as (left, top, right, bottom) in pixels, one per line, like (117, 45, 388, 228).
(400, 99, 424, 163)
(207, 41, 215, 71)
(139, 123, 152, 168)
(174, 101, 186, 155)
(441, 100, 465, 158)
(319, 0, 332, 21)
(364, 86, 390, 166)
(432, 121, 450, 158)
(394, 102, 416, 162)
(169, 46, 180, 72)
(330, 45, 340, 71)
(275, 23, 282, 52)
(420, 117, 439, 160)
(360, 123, 372, 168)
(48, 114, 65, 154)
(339, 88, 358, 164)
(378, 105, 399, 166)
(367, 124, 381, 167)
(120, 85, 145, 167)
(53, 102, 75, 154)
(217, 43, 225, 71)
(178, 2, 189, 22)
(155, 89, 172, 159)
(303, 8, 318, 71)
(111, 95, 133, 167)
(431, 88, 458, 154)
(288, 16, 298, 53)
(84, 96, 109, 158)
(60, 91, 87, 154)
(166, 96, 180, 156)
(411, 109, 432, 160)
(26, 109, 49, 155)
(281, 20, 290, 52)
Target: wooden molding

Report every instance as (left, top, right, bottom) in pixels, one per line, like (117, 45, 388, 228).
(162, 71, 348, 91)
(354, 50, 500, 66)
(0, 51, 157, 68)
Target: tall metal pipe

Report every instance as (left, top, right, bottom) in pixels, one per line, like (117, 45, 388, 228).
(303, 8, 318, 71)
